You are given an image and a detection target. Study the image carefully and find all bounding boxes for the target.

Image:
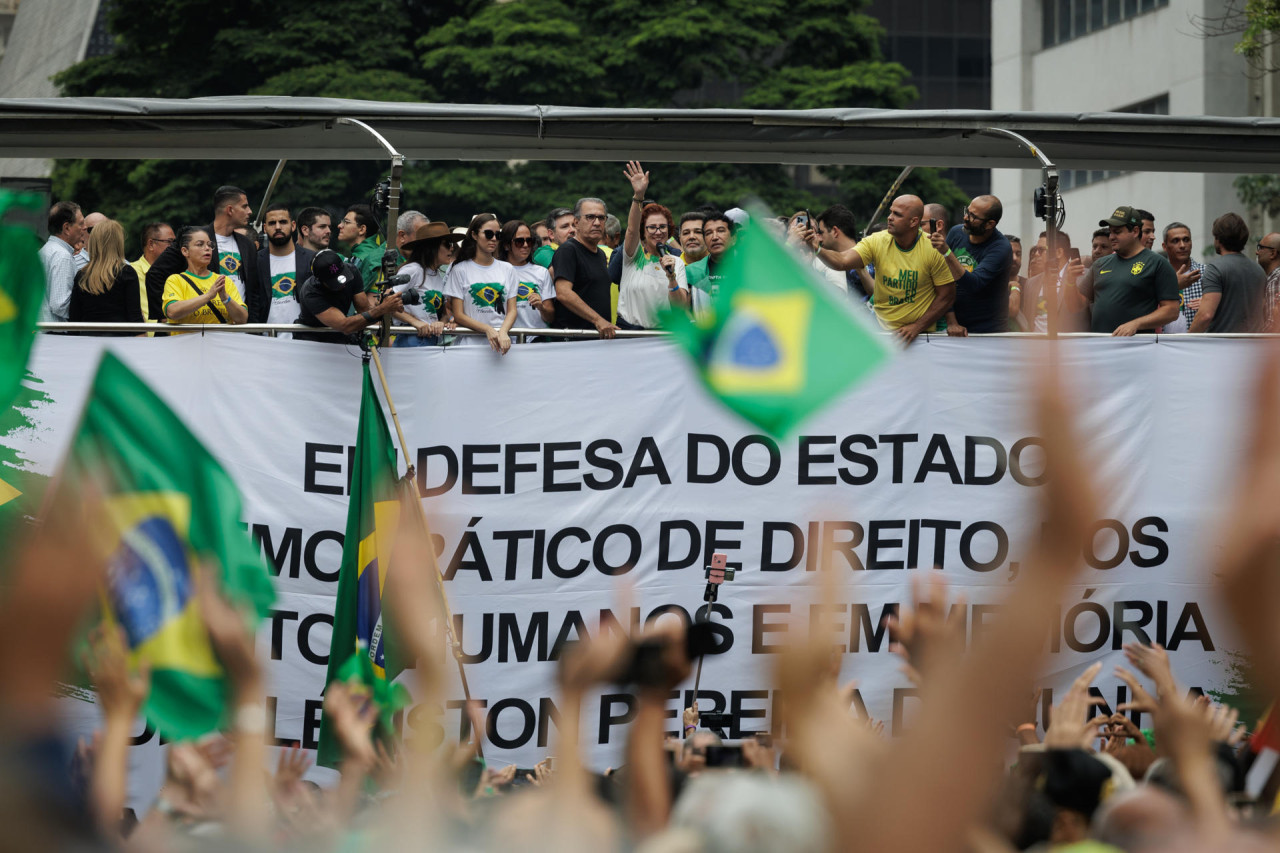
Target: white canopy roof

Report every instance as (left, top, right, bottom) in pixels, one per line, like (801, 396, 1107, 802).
(2, 96, 1278, 172)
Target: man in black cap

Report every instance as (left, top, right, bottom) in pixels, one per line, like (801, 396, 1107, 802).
(1079, 205, 1180, 335)
(294, 249, 402, 343)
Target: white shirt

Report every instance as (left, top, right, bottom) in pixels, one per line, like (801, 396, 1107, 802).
(509, 263, 555, 330)
(265, 252, 301, 335)
(618, 242, 687, 328)
(215, 233, 247, 288)
(443, 258, 516, 346)
(393, 262, 447, 323)
(39, 235, 77, 323)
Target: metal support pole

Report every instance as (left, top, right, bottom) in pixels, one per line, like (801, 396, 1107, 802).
(336, 117, 405, 347)
(864, 165, 915, 234)
(252, 159, 288, 234)
(979, 127, 1062, 338)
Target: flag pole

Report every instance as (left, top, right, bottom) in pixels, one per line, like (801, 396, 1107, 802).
(366, 344, 481, 752)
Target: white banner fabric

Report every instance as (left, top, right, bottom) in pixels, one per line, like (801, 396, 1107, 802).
(2, 333, 1254, 800)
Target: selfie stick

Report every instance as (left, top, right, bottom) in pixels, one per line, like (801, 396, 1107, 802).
(366, 344, 481, 755)
(692, 553, 735, 698)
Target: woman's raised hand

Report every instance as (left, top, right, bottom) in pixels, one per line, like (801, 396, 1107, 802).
(624, 160, 650, 198)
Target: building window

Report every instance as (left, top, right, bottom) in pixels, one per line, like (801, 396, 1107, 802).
(1042, 0, 1167, 48)
(1060, 95, 1168, 190)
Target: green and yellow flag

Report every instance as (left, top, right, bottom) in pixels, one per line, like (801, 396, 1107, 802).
(318, 360, 408, 768)
(664, 215, 893, 436)
(0, 190, 46, 413)
(64, 352, 276, 740)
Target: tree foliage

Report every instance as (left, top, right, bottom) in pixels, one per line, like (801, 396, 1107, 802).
(52, 0, 967, 254)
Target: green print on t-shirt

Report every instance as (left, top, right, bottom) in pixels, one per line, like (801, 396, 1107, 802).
(469, 282, 503, 309)
(883, 269, 919, 306)
(515, 281, 540, 302)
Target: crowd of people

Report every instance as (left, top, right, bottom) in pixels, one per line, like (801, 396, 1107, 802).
(36, 165, 1280, 347)
(8, 348, 1280, 851)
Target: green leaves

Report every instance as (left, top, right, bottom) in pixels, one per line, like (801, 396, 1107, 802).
(52, 0, 965, 253)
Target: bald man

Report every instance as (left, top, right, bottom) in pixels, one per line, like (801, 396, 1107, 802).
(932, 194, 1012, 334)
(75, 211, 107, 270)
(807, 194, 955, 344)
(923, 202, 949, 236)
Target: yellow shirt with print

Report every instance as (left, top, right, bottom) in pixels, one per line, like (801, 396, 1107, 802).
(162, 271, 245, 335)
(853, 230, 954, 329)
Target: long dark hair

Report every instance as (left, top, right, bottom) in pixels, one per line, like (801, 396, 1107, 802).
(455, 213, 499, 264)
(406, 235, 447, 271)
(496, 219, 530, 263)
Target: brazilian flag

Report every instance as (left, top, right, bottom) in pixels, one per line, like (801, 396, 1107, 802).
(317, 360, 407, 768)
(663, 214, 893, 436)
(0, 190, 45, 414)
(64, 352, 276, 740)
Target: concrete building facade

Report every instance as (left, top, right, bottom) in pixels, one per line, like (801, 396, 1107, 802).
(991, 0, 1256, 259)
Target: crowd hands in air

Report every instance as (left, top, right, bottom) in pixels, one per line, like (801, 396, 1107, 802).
(38, 164, 1280, 350)
(7, 344, 1280, 851)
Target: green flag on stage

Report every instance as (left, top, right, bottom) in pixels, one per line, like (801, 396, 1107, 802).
(663, 215, 893, 436)
(0, 190, 46, 413)
(318, 360, 407, 768)
(65, 352, 276, 740)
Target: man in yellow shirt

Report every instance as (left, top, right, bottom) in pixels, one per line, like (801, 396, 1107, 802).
(807, 194, 955, 344)
(128, 222, 175, 322)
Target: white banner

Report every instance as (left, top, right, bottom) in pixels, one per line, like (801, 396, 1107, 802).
(3, 334, 1254, 800)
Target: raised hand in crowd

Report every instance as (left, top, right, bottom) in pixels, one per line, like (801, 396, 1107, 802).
(84, 626, 150, 839)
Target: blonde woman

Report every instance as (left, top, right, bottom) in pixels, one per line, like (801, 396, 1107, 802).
(69, 219, 145, 336)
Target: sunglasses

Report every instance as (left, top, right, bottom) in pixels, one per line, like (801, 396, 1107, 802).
(511, 237, 534, 247)
(478, 229, 500, 240)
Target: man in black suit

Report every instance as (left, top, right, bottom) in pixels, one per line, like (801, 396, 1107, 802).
(254, 204, 316, 327)
(146, 186, 260, 322)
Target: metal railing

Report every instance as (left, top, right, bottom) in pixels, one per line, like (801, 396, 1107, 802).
(34, 323, 1280, 341)
(34, 322, 667, 342)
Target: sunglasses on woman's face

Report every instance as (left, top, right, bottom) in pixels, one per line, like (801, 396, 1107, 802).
(511, 237, 534, 247)
(479, 229, 500, 240)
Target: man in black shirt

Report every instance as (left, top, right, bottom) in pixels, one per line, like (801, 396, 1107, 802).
(552, 197, 619, 338)
(294, 250, 402, 343)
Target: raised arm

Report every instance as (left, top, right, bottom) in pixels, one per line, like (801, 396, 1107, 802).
(622, 160, 650, 259)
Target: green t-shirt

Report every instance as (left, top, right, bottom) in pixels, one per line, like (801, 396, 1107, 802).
(532, 244, 556, 269)
(1088, 248, 1179, 334)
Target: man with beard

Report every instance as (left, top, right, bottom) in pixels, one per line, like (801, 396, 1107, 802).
(253, 205, 316, 327)
(935, 194, 1012, 335)
(297, 207, 332, 254)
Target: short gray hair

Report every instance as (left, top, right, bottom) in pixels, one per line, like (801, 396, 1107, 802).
(397, 209, 428, 233)
(574, 197, 607, 217)
(1162, 221, 1190, 242)
(605, 214, 621, 238)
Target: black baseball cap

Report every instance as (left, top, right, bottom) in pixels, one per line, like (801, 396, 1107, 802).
(311, 249, 350, 290)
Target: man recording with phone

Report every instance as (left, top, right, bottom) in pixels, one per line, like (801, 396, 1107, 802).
(931, 194, 1012, 335)
(807, 194, 954, 344)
